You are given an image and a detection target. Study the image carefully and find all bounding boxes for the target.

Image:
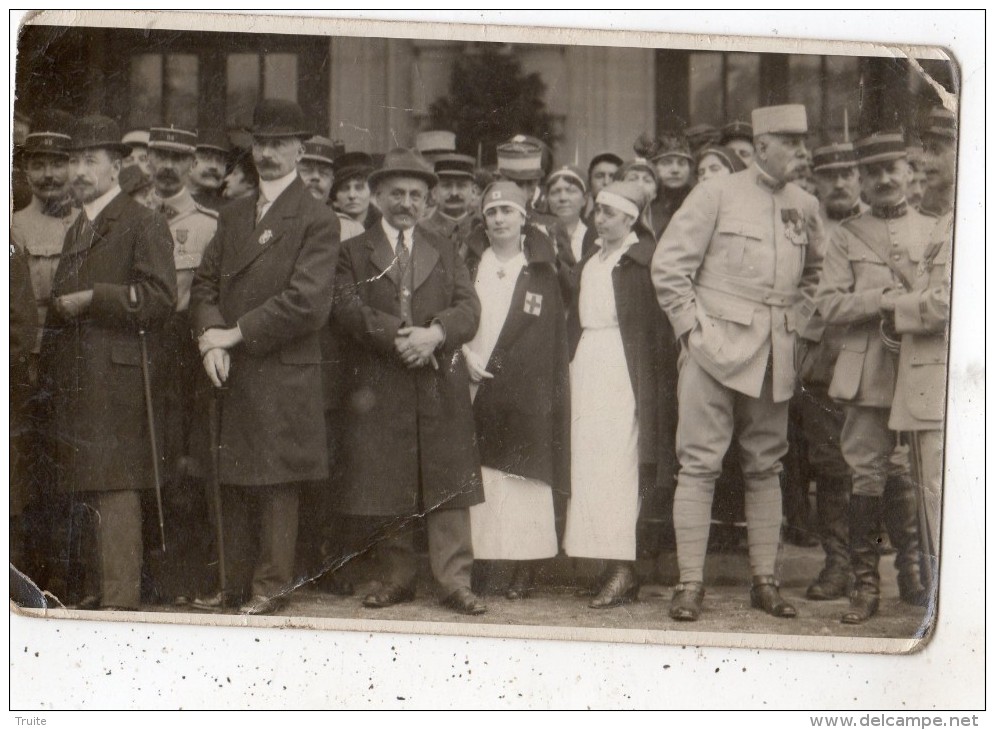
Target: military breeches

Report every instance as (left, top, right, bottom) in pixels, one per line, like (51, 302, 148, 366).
(676, 355, 789, 481)
(840, 406, 907, 497)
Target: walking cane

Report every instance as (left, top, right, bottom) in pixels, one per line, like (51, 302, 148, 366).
(207, 385, 227, 596)
(138, 328, 167, 553)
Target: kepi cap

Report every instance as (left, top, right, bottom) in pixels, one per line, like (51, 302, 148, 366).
(855, 132, 907, 165)
(301, 135, 338, 166)
(752, 104, 808, 136)
(148, 125, 197, 154)
(23, 109, 73, 157)
(496, 139, 544, 181)
(196, 129, 231, 155)
(434, 153, 476, 180)
(812, 142, 857, 172)
(415, 130, 456, 156)
(922, 107, 957, 140)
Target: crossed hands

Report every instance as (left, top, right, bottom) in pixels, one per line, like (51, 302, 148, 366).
(395, 323, 445, 369)
(199, 326, 242, 387)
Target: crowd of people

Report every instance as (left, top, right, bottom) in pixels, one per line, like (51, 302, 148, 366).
(9, 93, 955, 628)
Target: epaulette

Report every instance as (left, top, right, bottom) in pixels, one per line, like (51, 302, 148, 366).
(194, 202, 219, 218)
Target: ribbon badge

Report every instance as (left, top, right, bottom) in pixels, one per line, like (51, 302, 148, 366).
(524, 292, 543, 317)
(259, 229, 273, 246)
(176, 228, 189, 254)
(781, 208, 807, 245)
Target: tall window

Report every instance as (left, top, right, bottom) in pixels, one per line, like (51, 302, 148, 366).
(688, 52, 760, 126)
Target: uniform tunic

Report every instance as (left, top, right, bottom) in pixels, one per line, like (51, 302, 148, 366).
(11, 196, 78, 352)
(466, 246, 558, 560)
(563, 233, 641, 560)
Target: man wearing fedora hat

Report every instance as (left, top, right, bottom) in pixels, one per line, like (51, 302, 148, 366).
(333, 147, 487, 616)
(189, 99, 341, 616)
(419, 153, 481, 260)
(653, 104, 825, 623)
(147, 124, 219, 605)
(817, 131, 936, 624)
(38, 114, 177, 611)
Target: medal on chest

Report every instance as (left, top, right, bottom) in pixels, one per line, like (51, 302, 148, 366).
(175, 228, 189, 255)
(781, 208, 807, 244)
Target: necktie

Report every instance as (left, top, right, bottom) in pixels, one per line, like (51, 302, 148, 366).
(255, 194, 269, 224)
(395, 229, 410, 273)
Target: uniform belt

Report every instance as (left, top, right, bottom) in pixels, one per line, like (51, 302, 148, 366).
(695, 270, 800, 307)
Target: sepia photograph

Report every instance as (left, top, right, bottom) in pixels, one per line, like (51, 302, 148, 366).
(7, 8, 985, 710)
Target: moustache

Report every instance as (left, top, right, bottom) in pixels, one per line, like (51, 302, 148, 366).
(155, 169, 180, 182)
(199, 168, 222, 180)
(35, 180, 61, 189)
(256, 159, 278, 169)
(393, 207, 415, 218)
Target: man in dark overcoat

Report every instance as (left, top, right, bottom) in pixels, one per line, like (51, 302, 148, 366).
(189, 99, 341, 615)
(333, 147, 486, 615)
(39, 115, 177, 611)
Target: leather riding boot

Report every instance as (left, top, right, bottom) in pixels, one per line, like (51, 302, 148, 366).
(807, 476, 852, 600)
(842, 495, 882, 624)
(883, 474, 927, 606)
(588, 561, 639, 609)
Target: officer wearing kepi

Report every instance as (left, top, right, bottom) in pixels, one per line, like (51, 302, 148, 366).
(653, 104, 824, 622)
(888, 107, 957, 607)
(816, 131, 934, 624)
(420, 152, 481, 260)
(189, 129, 230, 212)
(147, 124, 219, 604)
(796, 141, 864, 601)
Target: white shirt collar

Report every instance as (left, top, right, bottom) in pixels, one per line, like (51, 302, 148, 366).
(380, 217, 413, 250)
(257, 169, 298, 206)
(82, 185, 122, 221)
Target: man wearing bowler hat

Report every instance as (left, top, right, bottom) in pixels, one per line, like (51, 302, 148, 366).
(420, 153, 481, 259)
(817, 131, 936, 624)
(38, 114, 177, 610)
(653, 104, 825, 622)
(333, 147, 486, 615)
(189, 99, 341, 615)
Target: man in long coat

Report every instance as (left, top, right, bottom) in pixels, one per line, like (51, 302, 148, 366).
(189, 99, 341, 615)
(39, 115, 177, 610)
(334, 147, 486, 615)
(653, 104, 824, 622)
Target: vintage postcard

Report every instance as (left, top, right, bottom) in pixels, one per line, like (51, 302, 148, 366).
(9, 9, 974, 674)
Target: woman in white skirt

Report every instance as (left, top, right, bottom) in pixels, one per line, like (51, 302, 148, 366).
(463, 182, 570, 599)
(563, 180, 679, 608)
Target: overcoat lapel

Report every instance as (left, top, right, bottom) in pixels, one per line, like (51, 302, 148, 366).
(62, 191, 127, 257)
(367, 225, 402, 289)
(224, 177, 302, 277)
(411, 230, 441, 292)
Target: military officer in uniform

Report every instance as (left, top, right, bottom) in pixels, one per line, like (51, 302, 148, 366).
(121, 128, 151, 178)
(11, 110, 79, 355)
(189, 129, 230, 212)
(298, 135, 338, 204)
(796, 141, 864, 599)
(419, 153, 481, 260)
(817, 132, 935, 624)
(147, 124, 219, 604)
(653, 104, 824, 622)
(720, 121, 756, 167)
(39, 115, 177, 610)
(11, 109, 80, 593)
(415, 130, 457, 221)
(190, 99, 341, 616)
(919, 108, 957, 218)
(889, 108, 957, 607)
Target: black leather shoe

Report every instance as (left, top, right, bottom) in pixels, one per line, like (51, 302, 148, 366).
(362, 583, 415, 609)
(442, 587, 487, 616)
(841, 591, 879, 624)
(750, 576, 797, 618)
(669, 582, 705, 621)
(897, 574, 928, 607)
(505, 564, 535, 600)
(239, 595, 282, 616)
(806, 568, 851, 601)
(190, 592, 238, 612)
(588, 562, 639, 609)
